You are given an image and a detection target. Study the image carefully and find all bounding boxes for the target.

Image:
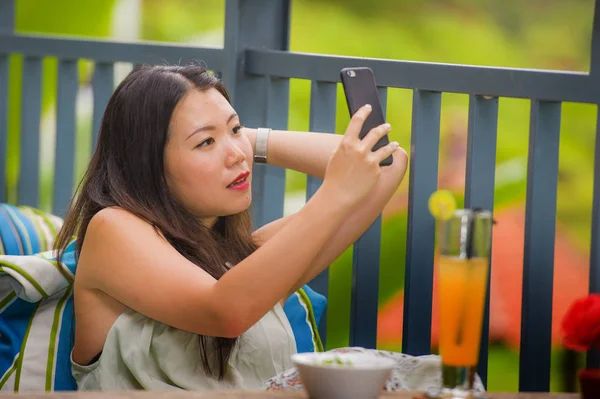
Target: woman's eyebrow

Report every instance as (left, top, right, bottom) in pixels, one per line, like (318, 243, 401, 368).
(186, 113, 239, 140)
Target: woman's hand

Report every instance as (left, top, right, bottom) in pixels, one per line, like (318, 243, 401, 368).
(322, 104, 400, 208)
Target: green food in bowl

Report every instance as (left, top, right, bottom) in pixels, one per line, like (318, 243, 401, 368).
(317, 357, 353, 366)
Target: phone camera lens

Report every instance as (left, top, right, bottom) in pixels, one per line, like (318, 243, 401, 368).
(347, 70, 356, 77)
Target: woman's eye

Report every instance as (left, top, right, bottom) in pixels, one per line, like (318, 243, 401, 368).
(196, 138, 214, 148)
(232, 125, 243, 135)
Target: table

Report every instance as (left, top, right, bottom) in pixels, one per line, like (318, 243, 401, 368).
(0, 391, 579, 399)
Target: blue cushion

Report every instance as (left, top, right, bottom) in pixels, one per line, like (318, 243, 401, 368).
(283, 284, 327, 353)
(0, 205, 75, 391)
(0, 204, 61, 256)
(0, 240, 78, 392)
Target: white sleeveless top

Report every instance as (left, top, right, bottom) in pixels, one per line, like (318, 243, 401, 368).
(71, 304, 297, 391)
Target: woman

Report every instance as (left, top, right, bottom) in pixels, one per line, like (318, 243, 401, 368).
(55, 65, 408, 391)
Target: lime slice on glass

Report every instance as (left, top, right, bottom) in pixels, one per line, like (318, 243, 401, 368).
(428, 190, 456, 221)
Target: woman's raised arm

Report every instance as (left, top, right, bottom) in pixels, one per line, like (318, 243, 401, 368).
(246, 119, 408, 298)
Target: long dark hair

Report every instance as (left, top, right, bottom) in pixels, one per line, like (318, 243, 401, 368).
(55, 65, 258, 380)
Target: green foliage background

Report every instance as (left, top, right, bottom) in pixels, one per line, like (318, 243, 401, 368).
(7, 0, 596, 393)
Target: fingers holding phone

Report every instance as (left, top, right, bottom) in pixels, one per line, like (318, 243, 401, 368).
(323, 105, 401, 208)
(340, 67, 393, 167)
(342, 103, 399, 168)
(355, 116, 400, 167)
(343, 103, 373, 141)
(360, 122, 392, 153)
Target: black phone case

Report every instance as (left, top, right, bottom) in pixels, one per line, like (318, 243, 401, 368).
(340, 67, 393, 166)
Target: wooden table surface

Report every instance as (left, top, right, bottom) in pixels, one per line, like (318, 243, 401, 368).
(0, 391, 579, 399)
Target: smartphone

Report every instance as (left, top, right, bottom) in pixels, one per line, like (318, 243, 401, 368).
(340, 67, 393, 166)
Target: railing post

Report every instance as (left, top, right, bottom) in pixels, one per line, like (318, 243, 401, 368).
(589, 109, 600, 369)
(0, 0, 15, 34)
(403, 90, 442, 356)
(589, 0, 600, 370)
(348, 88, 388, 350)
(0, 0, 16, 203)
(519, 100, 561, 392)
(222, 0, 290, 109)
(465, 95, 499, 387)
(591, 0, 600, 78)
(222, 0, 291, 230)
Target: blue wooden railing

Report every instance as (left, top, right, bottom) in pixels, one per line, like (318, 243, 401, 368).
(1, 0, 599, 392)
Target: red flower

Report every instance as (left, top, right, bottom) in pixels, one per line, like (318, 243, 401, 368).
(561, 294, 600, 352)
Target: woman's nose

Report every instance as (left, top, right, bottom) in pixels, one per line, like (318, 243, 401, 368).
(225, 141, 246, 168)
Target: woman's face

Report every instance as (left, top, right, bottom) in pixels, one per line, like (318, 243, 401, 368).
(164, 88, 253, 226)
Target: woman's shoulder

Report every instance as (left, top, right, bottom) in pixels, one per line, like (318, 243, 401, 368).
(85, 206, 165, 245)
(89, 206, 148, 230)
(78, 207, 166, 275)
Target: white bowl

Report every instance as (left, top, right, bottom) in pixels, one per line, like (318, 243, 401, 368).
(291, 351, 395, 399)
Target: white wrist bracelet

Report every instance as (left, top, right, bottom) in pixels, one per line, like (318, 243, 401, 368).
(254, 128, 271, 164)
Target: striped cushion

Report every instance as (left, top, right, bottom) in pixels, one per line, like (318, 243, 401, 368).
(0, 204, 78, 392)
(0, 204, 63, 256)
(0, 242, 77, 392)
(283, 285, 326, 353)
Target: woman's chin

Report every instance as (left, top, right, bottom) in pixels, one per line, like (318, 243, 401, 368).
(223, 198, 252, 216)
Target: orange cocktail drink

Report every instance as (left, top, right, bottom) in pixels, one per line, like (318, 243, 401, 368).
(438, 255, 489, 367)
(433, 208, 493, 399)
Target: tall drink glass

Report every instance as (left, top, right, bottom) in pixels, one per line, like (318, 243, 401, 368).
(432, 209, 493, 399)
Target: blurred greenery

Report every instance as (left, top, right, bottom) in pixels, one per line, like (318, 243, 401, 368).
(6, 0, 596, 393)
(7, 0, 116, 206)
